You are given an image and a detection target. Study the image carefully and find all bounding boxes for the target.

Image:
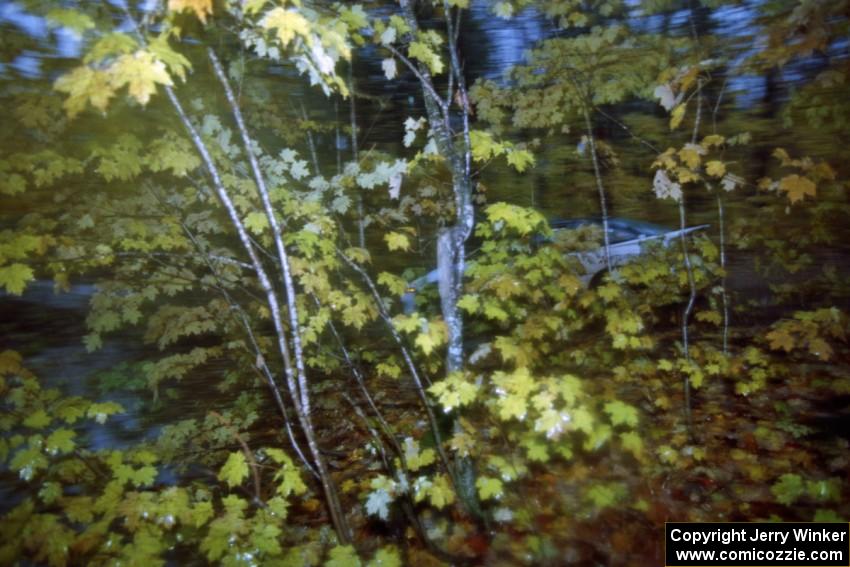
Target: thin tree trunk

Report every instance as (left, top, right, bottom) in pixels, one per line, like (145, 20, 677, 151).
(717, 193, 729, 356)
(208, 49, 351, 543)
(349, 61, 366, 249)
(678, 79, 703, 434)
(712, 78, 730, 357)
(581, 104, 612, 272)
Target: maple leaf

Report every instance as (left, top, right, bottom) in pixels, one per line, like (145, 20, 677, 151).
(652, 169, 682, 202)
(46, 8, 95, 37)
(766, 327, 795, 352)
(506, 148, 535, 172)
(654, 83, 679, 111)
(262, 7, 312, 49)
(807, 337, 833, 361)
(367, 547, 402, 567)
(54, 66, 115, 117)
(168, 0, 213, 23)
(701, 134, 725, 148)
(778, 174, 816, 204)
(384, 232, 410, 251)
(0, 263, 34, 295)
(677, 144, 704, 169)
(408, 41, 444, 75)
(218, 451, 249, 488)
(620, 431, 644, 459)
(706, 160, 726, 178)
(108, 51, 174, 106)
(381, 58, 397, 80)
(457, 294, 480, 313)
(669, 103, 686, 129)
(45, 429, 76, 455)
(476, 476, 503, 500)
(326, 545, 362, 567)
(604, 400, 639, 427)
(23, 409, 51, 429)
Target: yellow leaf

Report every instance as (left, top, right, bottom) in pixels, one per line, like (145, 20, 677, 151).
(772, 147, 791, 166)
(384, 232, 410, 252)
(675, 167, 699, 184)
(677, 146, 701, 169)
(262, 7, 312, 49)
(778, 174, 816, 204)
(706, 160, 726, 178)
(700, 134, 725, 148)
(168, 0, 213, 23)
(669, 104, 685, 130)
(108, 51, 173, 106)
(54, 66, 116, 117)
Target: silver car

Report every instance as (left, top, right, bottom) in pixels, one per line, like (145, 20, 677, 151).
(401, 218, 708, 313)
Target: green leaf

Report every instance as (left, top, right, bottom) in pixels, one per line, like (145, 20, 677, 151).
(403, 437, 435, 471)
(603, 400, 639, 428)
(620, 431, 643, 459)
(476, 476, 503, 500)
(218, 451, 249, 488)
(251, 522, 282, 556)
(457, 294, 480, 313)
(10, 445, 48, 480)
(39, 481, 62, 504)
(149, 34, 192, 82)
(130, 464, 157, 487)
(586, 482, 624, 509)
(87, 401, 124, 424)
(0, 263, 34, 295)
(367, 546, 402, 567)
(408, 42, 444, 75)
(426, 474, 455, 509)
(384, 232, 410, 252)
(470, 130, 504, 162)
(572, 407, 594, 434)
(45, 429, 76, 455)
(23, 409, 51, 429)
(482, 299, 509, 322)
(245, 211, 269, 234)
(46, 8, 95, 36)
(524, 438, 549, 462)
(771, 473, 805, 505)
(85, 33, 138, 63)
(377, 272, 407, 296)
(506, 148, 534, 172)
(326, 545, 361, 567)
(813, 509, 844, 522)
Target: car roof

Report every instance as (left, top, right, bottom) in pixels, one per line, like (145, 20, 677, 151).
(549, 217, 669, 244)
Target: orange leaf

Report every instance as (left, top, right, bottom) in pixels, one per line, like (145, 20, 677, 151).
(778, 174, 816, 204)
(168, 0, 213, 23)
